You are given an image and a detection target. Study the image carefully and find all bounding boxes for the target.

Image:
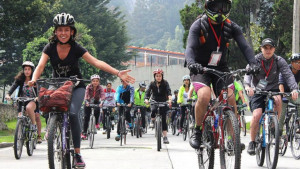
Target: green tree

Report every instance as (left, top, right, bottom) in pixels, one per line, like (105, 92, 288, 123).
(23, 23, 98, 79)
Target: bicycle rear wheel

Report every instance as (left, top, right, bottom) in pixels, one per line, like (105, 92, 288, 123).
(89, 116, 95, 149)
(136, 118, 140, 138)
(156, 117, 162, 151)
(183, 117, 188, 141)
(48, 114, 66, 169)
(198, 120, 214, 169)
(241, 115, 246, 136)
(279, 122, 288, 156)
(106, 116, 111, 139)
(220, 110, 241, 169)
(14, 119, 24, 160)
(256, 123, 265, 167)
(266, 115, 279, 169)
(26, 128, 36, 156)
(290, 117, 300, 160)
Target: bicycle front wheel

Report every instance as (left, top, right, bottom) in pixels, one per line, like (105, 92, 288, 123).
(156, 117, 162, 151)
(106, 115, 111, 139)
(266, 115, 279, 169)
(220, 110, 241, 169)
(183, 117, 188, 141)
(256, 122, 265, 166)
(290, 116, 300, 160)
(14, 119, 24, 159)
(48, 114, 66, 169)
(279, 121, 288, 156)
(26, 127, 36, 156)
(89, 116, 95, 149)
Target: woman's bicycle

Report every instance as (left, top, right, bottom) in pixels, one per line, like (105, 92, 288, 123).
(196, 68, 245, 169)
(134, 105, 145, 138)
(13, 97, 37, 160)
(37, 76, 88, 169)
(102, 106, 114, 139)
(237, 104, 247, 136)
(118, 104, 129, 146)
(254, 90, 286, 169)
(150, 100, 168, 152)
(181, 104, 192, 141)
(86, 103, 99, 149)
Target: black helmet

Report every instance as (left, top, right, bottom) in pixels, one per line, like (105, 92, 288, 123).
(205, 0, 232, 24)
(174, 89, 179, 94)
(53, 13, 75, 27)
(290, 53, 300, 62)
(139, 82, 147, 88)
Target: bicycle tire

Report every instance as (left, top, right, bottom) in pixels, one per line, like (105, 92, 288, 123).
(157, 116, 162, 151)
(219, 110, 241, 169)
(89, 116, 95, 149)
(183, 117, 188, 141)
(48, 114, 66, 169)
(290, 117, 300, 160)
(14, 119, 24, 160)
(106, 116, 111, 139)
(198, 120, 215, 169)
(26, 128, 35, 156)
(172, 119, 176, 135)
(136, 118, 140, 138)
(256, 122, 265, 167)
(65, 129, 72, 169)
(139, 119, 143, 138)
(241, 115, 246, 136)
(266, 115, 280, 169)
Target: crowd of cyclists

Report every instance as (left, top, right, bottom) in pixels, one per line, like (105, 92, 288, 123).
(3, 0, 300, 168)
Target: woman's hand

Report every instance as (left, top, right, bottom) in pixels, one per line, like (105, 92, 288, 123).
(28, 80, 36, 87)
(5, 94, 11, 101)
(118, 70, 135, 84)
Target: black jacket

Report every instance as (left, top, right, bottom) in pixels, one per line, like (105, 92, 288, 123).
(145, 80, 172, 102)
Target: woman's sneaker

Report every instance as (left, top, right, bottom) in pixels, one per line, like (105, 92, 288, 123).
(37, 135, 42, 144)
(163, 137, 169, 144)
(74, 153, 86, 168)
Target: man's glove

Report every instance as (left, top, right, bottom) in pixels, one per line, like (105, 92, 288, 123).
(188, 63, 204, 75)
(246, 64, 261, 75)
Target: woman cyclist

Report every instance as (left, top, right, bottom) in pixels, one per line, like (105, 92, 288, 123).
(177, 75, 197, 133)
(145, 69, 172, 144)
(28, 13, 134, 168)
(5, 61, 43, 143)
(81, 74, 105, 139)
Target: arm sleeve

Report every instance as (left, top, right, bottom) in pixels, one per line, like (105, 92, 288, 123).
(185, 19, 201, 66)
(114, 86, 121, 103)
(165, 81, 172, 97)
(75, 43, 88, 58)
(232, 22, 256, 65)
(278, 57, 298, 90)
(8, 81, 19, 96)
(145, 83, 151, 100)
(278, 73, 285, 84)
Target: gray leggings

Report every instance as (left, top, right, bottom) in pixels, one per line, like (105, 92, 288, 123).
(69, 87, 85, 148)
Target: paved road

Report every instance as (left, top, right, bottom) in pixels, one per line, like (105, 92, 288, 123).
(0, 119, 299, 169)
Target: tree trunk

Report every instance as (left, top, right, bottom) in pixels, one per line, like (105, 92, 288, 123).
(2, 84, 5, 103)
(292, 0, 300, 53)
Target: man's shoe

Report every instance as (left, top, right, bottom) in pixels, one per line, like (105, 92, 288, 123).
(149, 121, 154, 128)
(189, 129, 202, 149)
(102, 131, 107, 134)
(163, 137, 169, 144)
(247, 141, 256, 156)
(115, 135, 120, 141)
(74, 153, 86, 168)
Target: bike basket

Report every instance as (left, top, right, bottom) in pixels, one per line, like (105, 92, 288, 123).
(38, 80, 74, 113)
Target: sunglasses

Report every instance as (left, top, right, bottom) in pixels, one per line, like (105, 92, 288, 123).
(207, 2, 231, 14)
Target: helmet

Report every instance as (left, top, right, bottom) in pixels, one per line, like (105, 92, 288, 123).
(182, 75, 191, 81)
(22, 61, 35, 70)
(205, 0, 232, 23)
(90, 74, 100, 80)
(53, 13, 75, 27)
(174, 89, 179, 94)
(290, 53, 300, 62)
(139, 82, 147, 88)
(153, 68, 164, 75)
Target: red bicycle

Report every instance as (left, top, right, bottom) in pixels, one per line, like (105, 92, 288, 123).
(197, 68, 245, 169)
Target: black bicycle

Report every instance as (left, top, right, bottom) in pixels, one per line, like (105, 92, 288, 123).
(150, 100, 168, 151)
(171, 107, 180, 136)
(134, 105, 145, 138)
(181, 103, 193, 141)
(237, 104, 247, 136)
(13, 97, 37, 160)
(37, 77, 88, 169)
(102, 106, 114, 139)
(118, 104, 129, 146)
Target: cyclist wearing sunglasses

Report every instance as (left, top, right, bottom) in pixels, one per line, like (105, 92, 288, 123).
(186, 0, 258, 149)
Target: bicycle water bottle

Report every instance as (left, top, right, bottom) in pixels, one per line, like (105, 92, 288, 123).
(214, 111, 219, 129)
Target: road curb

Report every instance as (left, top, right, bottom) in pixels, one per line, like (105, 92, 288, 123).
(0, 142, 13, 148)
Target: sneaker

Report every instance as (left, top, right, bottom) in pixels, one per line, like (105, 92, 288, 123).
(241, 143, 245, 151)
(74, 153, 86, 168)
(102, 130, 107, 134)
(37, 135, 42, 144)
(163, 137, 169, 144)
(95, 124, 100, 130)
(178, 128, 182, 133)
(149, 121, 154, 128)
(247, 141, 256, 156)
(189, 129, 202, 149)
(81, 133, 87, 140)
(115, 135, 120, 141)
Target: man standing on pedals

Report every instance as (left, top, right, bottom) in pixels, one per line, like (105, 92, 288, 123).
(186, 0, 258, 150)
